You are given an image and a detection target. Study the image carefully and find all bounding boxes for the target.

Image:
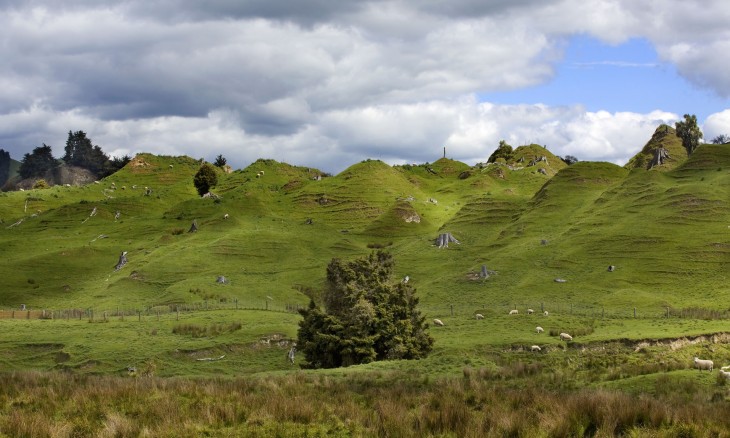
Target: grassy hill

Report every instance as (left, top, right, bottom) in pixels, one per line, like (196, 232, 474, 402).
(0, 140, 729, 384)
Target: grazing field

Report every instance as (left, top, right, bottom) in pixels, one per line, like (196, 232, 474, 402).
(1, 131, 730, 435)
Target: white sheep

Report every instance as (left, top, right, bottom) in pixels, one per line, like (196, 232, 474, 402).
(559, 333, 573, 342)
(475, 314, 484, 320)
(527, 309, 534, 315)
(223, 213, 229, 219)
(543, 311, 549, 316)
(720, 370, 730, 380)
(694, 357, 713, 371)
(433, 319, 444, 327)
(721, 365, 730, 371)
(530, 345, 542, 352)
(509, 309, 518, 315)
(536, 326, 544, 334)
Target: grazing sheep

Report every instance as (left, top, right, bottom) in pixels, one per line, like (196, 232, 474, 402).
(536, 326, 544, 334)
(169, 164, 173, 168)
(527, 309, 534, 315)
(509, 309, 518, 315)
(720, 370, 730, 380)
(223, 213, 229, 219)
(694, 357, 714, 371)
(543, 311, 549, 316)
(475, 314, 484, 320)
(531, 345, 541, 352)
(559, 333, 573, 342)
(433, 319, 445, 327)
(721, 365, 730, 371)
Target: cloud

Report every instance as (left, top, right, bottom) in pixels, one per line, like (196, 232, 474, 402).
(703, 110, 730, 140)
(0, 0, 728, 173)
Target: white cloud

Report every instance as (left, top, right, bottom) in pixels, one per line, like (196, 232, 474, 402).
(0, 0, 728, 173)
(703, 110, 730, 140)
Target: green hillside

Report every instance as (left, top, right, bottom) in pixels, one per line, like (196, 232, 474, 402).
(1, 139, 730, 385)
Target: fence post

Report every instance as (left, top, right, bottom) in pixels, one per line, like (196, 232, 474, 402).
(633, 307, 636, 318)
(602, 307, 604, 319)
(450, 304, 453, 316)
(541, 302, 544, 312)
(11, 310, 14, 319)
(235, 298, 238, 310)
(138, 311, 141, 322)
(27, 310, 30, 319)
(176, 307, 179, 321)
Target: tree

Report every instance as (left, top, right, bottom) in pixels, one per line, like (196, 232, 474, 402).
(102, 155, 132, 177)
(675, 114, 702, 155)
(0, 149, 11, 186)
(193, 163, 218, 196)
(561, 155, 579, 165)
(63, 131, 110, 176)
(296, 251, 433, 369)
(487, 140, 513, 163)
(711, 134, 729, 144)
(213, 154, 227, 168)
(19, 144, 57, 179)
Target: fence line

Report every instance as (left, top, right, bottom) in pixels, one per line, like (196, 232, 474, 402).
(0, 299, 308, 321)
(0, 300, 726, 321)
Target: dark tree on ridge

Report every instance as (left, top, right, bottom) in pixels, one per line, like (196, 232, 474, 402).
(19, 144, 58, 179)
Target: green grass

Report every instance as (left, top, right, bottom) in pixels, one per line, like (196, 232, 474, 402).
(1, 139, 730, 413)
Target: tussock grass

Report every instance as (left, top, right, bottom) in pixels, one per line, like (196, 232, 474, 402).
(1, 370, 729, 437)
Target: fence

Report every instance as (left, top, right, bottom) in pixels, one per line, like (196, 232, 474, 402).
(1, 300, 726, 322)
(420, 302, 730, 320)
(0, 299, 307, 321)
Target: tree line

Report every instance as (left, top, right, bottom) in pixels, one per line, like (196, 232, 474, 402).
(17, 131, 130, 181)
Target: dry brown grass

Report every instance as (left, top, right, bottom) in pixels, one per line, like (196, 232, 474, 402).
(1, 370, 729, 437)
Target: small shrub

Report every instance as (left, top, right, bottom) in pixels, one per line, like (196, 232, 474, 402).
(171, 228, 185, 235)
(32, 179, 50, 189)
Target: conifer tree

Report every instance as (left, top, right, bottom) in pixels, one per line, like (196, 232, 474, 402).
(297, 251, 433, 369)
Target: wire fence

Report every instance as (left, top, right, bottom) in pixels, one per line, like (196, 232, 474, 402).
(0, 300, 727, 322)
(0, 299, 307, 321)
(420, 302, 730, 321)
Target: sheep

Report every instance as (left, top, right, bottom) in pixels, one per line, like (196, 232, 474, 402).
(720, 370, 730, 380)
(559, 333, 573, 342)
(536, 326, 544, 334)
(694, 357, 713, 371)
(721, 365, 730, 371)
(223, 213, 229, 219)
(433, 319, 445, 327)
(509, 309, 518, 315)
(543, 311, 549, 316)
(530, 345, 542, 352)
(527, 309, 534, 315)
(475, 314, 484, 320)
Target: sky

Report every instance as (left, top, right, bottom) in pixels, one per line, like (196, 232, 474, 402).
(1, 0, 729, 174)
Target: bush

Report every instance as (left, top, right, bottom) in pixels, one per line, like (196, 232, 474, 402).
(193, 163, 218, 196)
(32, 179, 50, 189)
